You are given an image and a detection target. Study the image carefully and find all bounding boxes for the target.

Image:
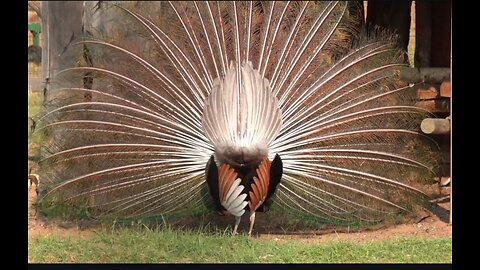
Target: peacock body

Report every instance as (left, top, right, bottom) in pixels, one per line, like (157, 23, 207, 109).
(37, 1, 438, 234)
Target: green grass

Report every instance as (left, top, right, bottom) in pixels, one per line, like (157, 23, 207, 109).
(28, 91, 42, 161)
(28, 225, 452, 263)
(28, 63, 42, 77)
(28, 91, 42, 120)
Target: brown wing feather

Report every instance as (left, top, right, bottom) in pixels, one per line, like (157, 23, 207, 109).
(249, 158, 271, 211)
(218, 164, 238, 202)
(250, 177, 261, 202)
(258, 160, 269, 192)
(218, 165, 228, 201)
(220, 164, 230, 201)
(249, 189, 258, 210)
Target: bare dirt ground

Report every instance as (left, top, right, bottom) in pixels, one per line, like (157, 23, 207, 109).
(28, 188, 95, 240)
(28, 184, 452, 244)
(260, 205, 451, 244)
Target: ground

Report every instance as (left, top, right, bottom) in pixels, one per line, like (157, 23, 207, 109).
(28, 183, 451, 244)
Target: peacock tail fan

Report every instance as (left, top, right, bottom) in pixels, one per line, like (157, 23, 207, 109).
(36, 1, 440, 229)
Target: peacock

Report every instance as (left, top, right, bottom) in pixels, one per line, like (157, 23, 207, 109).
(35, 1, 438, 235)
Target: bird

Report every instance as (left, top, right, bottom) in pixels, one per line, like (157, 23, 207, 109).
(36, 1, 438, 236)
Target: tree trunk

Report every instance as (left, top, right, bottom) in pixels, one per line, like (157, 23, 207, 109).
(41, 1, 84, 100)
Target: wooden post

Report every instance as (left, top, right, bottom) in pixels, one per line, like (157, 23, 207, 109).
(400, 67, 450, 83)
(414, 1, 431, 67)
(430, 1, 451, 67)
(415, 0, 451, 68)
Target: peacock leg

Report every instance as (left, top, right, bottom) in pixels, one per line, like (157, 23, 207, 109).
(248, 212, 256, 236)
(232, 216, 241, 235)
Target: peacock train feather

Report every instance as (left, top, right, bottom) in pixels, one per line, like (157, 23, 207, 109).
(36, 1, 439, 233)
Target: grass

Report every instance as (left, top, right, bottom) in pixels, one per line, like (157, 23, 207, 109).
(28, 91, 42, 120)
(28, 91, 43, 162)
(28, 225, 451, 263)
(28, 63, 42, 77)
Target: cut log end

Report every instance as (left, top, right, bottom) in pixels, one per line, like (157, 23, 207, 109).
(420, 118, 451, 134)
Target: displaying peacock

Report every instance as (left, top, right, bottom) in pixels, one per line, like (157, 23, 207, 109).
(35, 1, 439, 235)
